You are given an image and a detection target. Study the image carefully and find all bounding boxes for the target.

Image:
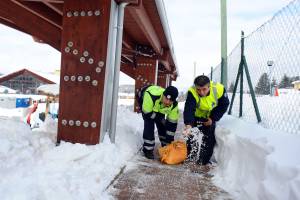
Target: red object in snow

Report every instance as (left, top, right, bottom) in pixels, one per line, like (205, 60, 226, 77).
(26, 102, 38, 125)
(274, 87, 279, 97)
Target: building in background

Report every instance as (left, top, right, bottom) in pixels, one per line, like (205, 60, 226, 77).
(292, 80, 300, 90)
(0, 68, 59, 94)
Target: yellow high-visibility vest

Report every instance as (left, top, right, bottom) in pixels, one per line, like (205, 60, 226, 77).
(188, 81, 224, 118)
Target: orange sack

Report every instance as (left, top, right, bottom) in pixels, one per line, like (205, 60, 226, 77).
(159, 140, 187, 165)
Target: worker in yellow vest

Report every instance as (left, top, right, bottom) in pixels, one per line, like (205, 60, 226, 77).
(183, 75, 229, 165)
(138, 85, 179, 159)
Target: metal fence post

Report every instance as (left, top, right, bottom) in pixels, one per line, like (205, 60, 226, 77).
(220, 0, 228, 89)
(243, 57, 262, 122)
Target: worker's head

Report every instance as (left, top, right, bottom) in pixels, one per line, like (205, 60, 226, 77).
(194, 75, 210, 97)
(162, 86, 178, 107)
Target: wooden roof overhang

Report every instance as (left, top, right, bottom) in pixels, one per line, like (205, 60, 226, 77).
(0, 0, 178, 80)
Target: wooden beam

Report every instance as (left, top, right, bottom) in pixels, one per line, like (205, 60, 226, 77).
(157, 71, 168, 88)
(134, 57, 157, 112)
(57, 0, 112, 145)
(20, 0, 64, 3)
(127, 3, 162, 54)
(0, 16, 45, 44)
(11, 0, 62, 29)
(115, 0, 139, 4)
(43, 2, 63, 16)
(159, 50, 171, 71)
(0, 0, 61, 50)
(122, 55, 133, 63)
(121, 63, 135, 79)
(0, 16, 29, 34)
(122, 31, 135, 50)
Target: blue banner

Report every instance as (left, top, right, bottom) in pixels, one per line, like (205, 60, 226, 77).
(16, 98, 30, 108)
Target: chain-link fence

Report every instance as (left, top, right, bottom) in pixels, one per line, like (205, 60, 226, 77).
(209, 0, 300, 134)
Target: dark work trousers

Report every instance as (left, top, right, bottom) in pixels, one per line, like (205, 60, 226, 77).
(187, 122, 216, 165)
(142, 114, 173, 152)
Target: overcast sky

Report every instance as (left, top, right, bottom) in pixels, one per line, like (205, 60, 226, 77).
(0, 0, 292, 90)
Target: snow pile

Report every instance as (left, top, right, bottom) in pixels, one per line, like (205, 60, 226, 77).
(0, 85, 16, 93)
(0, 107, 143, 200)
(213, 115, 300, 200)
(0, 107, 27, 119)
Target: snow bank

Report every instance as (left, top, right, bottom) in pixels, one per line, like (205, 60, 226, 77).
(0, 85, 16, 93)
(0, 107, 143, 200)
(213, 115, 300, 200)
(0, 107, 26, 118)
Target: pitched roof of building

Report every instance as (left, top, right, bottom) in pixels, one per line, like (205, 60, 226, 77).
(0, 68, 58, 84)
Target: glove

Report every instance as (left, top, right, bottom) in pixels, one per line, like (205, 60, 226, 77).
(182, 125, 192, 136)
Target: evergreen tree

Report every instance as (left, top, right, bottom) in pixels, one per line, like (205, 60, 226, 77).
(255, 73, 270, 95)
(279, 74, 291, 88)
(290, 76, 300, 82)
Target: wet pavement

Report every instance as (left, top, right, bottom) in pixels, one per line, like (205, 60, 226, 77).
(107, 150, 232, 200)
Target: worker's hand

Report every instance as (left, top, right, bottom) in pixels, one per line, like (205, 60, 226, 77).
(203, 118, 213, 126)
(183, 125, 192, 136)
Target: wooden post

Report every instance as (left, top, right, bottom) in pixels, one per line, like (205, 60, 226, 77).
(134, 57, 157, 112)
(57, 0, 112, 144)
(157, 71, 168, 88)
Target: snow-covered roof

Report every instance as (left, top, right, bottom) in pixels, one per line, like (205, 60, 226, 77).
(291, 80, 300, 85)
(0, 85, 17, 94)
(0, 68, 60, 84)
(37, 84, 59, 96)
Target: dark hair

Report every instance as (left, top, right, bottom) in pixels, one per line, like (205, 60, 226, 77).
(194, 75, 210, 87)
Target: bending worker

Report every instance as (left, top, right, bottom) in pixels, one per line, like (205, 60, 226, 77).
(138, 85, 179, 159)
(183, 75, 229, 165)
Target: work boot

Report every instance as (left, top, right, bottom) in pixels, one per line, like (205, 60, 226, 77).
(143, 149, 154, 159)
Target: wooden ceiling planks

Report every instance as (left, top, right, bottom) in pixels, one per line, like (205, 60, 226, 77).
(0, 0, 61, 50)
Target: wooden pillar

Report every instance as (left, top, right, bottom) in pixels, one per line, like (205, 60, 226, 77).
(157, 71, 168, 88)
(168, 74, 172, 86)
(134, 57, 157, 112)
(57, 0, 112, 144)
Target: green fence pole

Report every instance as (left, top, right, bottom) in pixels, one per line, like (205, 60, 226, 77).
(220, 0, 228, 89)
(243, 57, 262, 122)
(228, 63, 241, 115)
(239, 31, 245, 117)
(239, 61, 243, 117)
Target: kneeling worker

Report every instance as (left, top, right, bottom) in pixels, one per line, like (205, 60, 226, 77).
(138, 85, 179, 159)
(184, 75, 229, 165)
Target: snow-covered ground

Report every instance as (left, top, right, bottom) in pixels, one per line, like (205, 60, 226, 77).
(0, 98, 299, 199)
(0, 104, 143, 199)
(228, 89, 300, 134)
